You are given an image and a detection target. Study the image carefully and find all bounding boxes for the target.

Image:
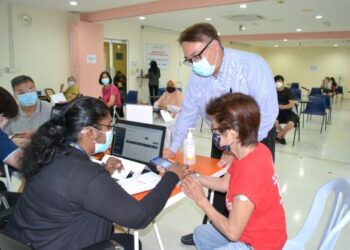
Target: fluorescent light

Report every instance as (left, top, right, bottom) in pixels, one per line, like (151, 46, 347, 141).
(70, 1, 78, 6)
(283, 38, 288, 42)
(205, 17, 212, 21)
(139, 16, 146, 20)
(274, 44, 279, 47)
(240, 4, 248, 8)
(296, 28, 302, 32)
(315, 15, 323, 19)
(334, 44, 338, 47)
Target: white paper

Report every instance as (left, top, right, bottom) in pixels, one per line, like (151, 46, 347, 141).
(126, 104, 153, 124)
(102, 155, 145, 180)
(117, 171, 161, 195)
(160, 110, 174, 123)
(87, 54, 97, 64)
(50, 93, 67, 104)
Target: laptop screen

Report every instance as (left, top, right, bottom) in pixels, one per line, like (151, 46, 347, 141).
(111, 120, 166, 164)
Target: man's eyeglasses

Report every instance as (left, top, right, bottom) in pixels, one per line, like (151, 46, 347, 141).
(183, 39, 214, 66)
(210, 125, 221, 134)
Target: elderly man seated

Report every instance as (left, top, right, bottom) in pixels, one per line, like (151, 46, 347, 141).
(154, 80, 183, 118)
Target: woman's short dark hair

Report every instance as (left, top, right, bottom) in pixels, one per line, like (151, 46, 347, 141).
(11, 75, 34, 90)
(98, 71, 112, 85)
(0, 87, 18, 119)
(274, 75, 284, 82)
(178, 23, 221, 45)
(22, 97, 110, 178)
(206, 93, 260, 147)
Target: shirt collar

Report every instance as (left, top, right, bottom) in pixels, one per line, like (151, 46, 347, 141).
(19, 100, 41, 117)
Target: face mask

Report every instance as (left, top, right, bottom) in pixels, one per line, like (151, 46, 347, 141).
(17, 91, 38, 107)
(68, 80, 75, 86)
(101, 78, 110, 85)
(213, 133, 231, 152)
(276, 81, 284, 89)
(94, 129, 113, 154)
(192, 57, 216, 77)
(166, 87, 176, 93)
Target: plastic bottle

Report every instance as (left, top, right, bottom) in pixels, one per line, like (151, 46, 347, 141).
(183, 128, 196, 165)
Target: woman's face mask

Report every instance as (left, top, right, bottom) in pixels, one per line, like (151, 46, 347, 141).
(93, 128, 113, 154)
(166, 87, 176, 93)
(213, 133, 231, 152)
(17, 91, 38, 107)
(101, 78, 110, 86)
(68, 80, 75, 86)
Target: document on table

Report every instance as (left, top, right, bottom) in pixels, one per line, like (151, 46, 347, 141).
(50, 93, 67, 104)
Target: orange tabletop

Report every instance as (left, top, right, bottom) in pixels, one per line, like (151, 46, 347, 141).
(133, 152, 224, 203)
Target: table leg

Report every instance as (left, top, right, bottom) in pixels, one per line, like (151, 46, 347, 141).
(134, 230, 139, 250)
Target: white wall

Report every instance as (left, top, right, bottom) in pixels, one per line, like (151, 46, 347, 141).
(0, 1, 78, 93)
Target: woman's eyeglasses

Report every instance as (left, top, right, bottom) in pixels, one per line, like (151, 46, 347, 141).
(183, 39, 214, 66)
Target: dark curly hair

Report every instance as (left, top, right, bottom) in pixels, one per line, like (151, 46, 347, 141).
(0, 87, 18, 119)
(22, 97, 110, 178)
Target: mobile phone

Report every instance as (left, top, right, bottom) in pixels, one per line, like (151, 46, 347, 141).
(149, 157, 173, 170)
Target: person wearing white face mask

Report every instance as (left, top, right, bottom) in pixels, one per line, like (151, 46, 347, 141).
(274, 75, 298, 145)
(5, 97, 190, 249)
(161, 23, 278, 246)
(99, 71, 122, 116)
(3, 75, 52, 147)
(59, 76, 80, 102)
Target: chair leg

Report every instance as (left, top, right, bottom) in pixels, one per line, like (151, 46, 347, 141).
(200, 118, 204, 133)
(321, 115, 324, 133)
(293, 125, 297, 146)
(298, 121, 300, 142)
(325, 114, 327, 131)
(302, 113, 305, 128)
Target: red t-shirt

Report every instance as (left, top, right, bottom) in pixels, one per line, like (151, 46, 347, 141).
(226, 143, 287, 250)
(102, 85, 121, 106)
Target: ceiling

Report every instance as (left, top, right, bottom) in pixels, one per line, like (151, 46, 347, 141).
(5, 0, 350, 47)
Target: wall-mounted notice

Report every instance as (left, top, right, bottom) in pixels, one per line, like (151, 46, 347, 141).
(87, 54, 97, 64)
(309, 64, 318, 71)
(146, 43, 170, 69)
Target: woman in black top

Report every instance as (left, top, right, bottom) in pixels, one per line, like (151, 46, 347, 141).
(5, 97, 188, 250)
(146, 60, 161, 105)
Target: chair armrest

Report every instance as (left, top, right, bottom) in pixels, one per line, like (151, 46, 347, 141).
(82, 240, 124, 250)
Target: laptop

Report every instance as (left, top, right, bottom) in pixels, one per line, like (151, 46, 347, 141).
(105, 120, 166, 194)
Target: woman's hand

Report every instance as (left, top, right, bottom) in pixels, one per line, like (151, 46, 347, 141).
(218, 151, 234, 168)
(165, 163, 191, 180)
(181, 175, 206, 204)
(105, 157, 124, 175)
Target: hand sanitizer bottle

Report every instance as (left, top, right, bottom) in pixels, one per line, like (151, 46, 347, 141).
(184, 128, 196, 165)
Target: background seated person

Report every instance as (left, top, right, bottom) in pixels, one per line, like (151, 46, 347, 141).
(181, 93, 287, 250)
(60, 76, 80, 102)
(5, 97, 189, 250)
(275, 75, 298, 145)
(329, 77, 338, 95)
(321, 76, 335, 96)
(113, 70, 127, 100)
(99, 71, 122, 116)
(154, 80, 183, 118)
(3, 75, 52, 148)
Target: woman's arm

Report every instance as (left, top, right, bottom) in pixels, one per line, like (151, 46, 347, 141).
(197, 173, 230, 193)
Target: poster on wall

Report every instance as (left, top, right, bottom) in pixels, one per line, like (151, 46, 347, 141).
(146, 43, 170, 69)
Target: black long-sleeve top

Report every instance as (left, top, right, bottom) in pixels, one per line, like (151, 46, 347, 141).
(5, 148, 179, 250)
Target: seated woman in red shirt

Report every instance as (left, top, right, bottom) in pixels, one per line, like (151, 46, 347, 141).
(99, 71, 121, 115)
(182, 93, 287, 250)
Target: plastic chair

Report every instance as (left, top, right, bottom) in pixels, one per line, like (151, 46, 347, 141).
(283, 178, 350, 250)
(336, 86, 343, 100)
(125, 91, 138, 104)
(301, 96, 327, 133)
(290, 82, 300, 89)
(44, 88, 56, 101)
(316, 94, 332, 123)
(291, 88, 301, 101)
(309, 87, 322, 96)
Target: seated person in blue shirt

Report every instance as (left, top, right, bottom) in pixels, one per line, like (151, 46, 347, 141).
(0, 87, 22, 169)
(3, 75, 52, 148)
(5, 96, 189, 250)
(274, 75, 298, 145)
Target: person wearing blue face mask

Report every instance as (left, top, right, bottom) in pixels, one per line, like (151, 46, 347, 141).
(99, 71, 122, 116)
(161, 23, 279, 245)
(3, 75, 52, 147)
(5, 96, 190, 250)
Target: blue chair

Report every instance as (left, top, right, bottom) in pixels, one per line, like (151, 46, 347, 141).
(157, 88, 165, 96)
(283, 178, 350, 250)
(291, 88, 301, 101)
(125, 91, 138, 104)
(310, 87, 322, 96)
(336, 86, 344, 100)
(316, 94, 332, 123)
(301, 96, 327, 133)
(290, 82, 299, 89)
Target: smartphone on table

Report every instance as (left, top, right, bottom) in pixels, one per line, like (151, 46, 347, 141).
(149, 156, 174, 170)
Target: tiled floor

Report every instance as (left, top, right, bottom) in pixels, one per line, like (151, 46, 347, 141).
(139, 98, 350, 250)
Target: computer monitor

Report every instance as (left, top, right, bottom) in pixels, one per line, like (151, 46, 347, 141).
(111, 120, 166, 165)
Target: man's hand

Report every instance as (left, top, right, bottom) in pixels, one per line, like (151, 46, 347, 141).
(163, 148, 176, 159)
(217, 151, 234, 168)
(105, 157, 124, 175)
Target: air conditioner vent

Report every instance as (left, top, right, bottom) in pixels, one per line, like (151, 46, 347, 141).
(224, 14, 265, 22)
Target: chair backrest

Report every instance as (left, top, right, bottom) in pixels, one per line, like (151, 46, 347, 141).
(303, 96, 326, 115)
(290, 82, 300, 89)
(125, 91, 138, 104)
(336, 86, 343, 94)
(291, 88, 301, 101)
(283, 178, 350, 250)
(309, 87, 322, 96)
(316, 94, 331, 109)
(44, 88, 55, 98)
(0, 231, 32, 250)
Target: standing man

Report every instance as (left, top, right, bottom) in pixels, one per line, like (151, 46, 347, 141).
(4, 75, 52, 147)
(162, 23, 278, 245)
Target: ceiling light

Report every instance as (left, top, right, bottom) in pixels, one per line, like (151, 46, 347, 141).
(240, 4, 248, 8)
(139, 16, 146, 20)
(296, 28, 302, 32)
(70, 1, 78, 6)
(217, 32, 221, 36)
(283, 38, 288, 42)
(205, 17, 212, 21)
(334, 44, 338, 47)
(274, 44, 279, 47)
(315, 15, 323, 19)
(238, 25, 246, 31)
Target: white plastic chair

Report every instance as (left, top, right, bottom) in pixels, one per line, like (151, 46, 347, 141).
(283, 178, 350, 250)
